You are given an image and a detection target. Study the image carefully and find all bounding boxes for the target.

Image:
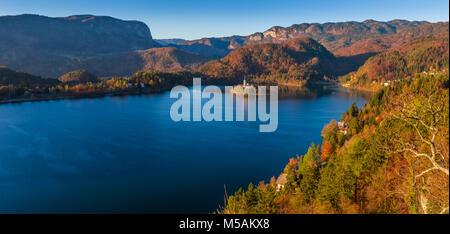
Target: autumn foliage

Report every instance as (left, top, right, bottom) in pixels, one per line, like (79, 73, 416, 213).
(321, 141, 333, 162)
(220, 71, 449, 214)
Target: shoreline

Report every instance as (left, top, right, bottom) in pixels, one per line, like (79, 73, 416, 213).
(339, 84, 378, 93)
(0, 80, 343, 105)
(0, 89, 167, 105)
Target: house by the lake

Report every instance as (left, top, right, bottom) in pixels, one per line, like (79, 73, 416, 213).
(276, 173, 287, 191)
(338, 121, 348, 135)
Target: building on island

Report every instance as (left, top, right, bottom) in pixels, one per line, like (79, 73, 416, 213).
(230, 79, 257, 95)
(243, 79, 249, 88)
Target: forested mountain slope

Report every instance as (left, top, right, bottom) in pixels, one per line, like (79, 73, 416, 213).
(198, 37, 350, 85)
(340, 35, 449, 90)
(220, 71, 449, 214)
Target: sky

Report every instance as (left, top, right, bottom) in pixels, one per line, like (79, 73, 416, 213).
(0, 0, 449, 40)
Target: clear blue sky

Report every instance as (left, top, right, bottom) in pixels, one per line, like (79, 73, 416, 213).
(1, 0, 449, 40)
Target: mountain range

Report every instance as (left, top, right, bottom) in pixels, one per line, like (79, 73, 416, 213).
(0, 14, 448, 79)
(171, 20, 448, 59)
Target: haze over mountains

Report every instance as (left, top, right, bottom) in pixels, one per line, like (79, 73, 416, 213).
(0, 14, 448, 79)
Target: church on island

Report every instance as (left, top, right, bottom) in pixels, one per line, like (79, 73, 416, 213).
(230, 79, 257, 95)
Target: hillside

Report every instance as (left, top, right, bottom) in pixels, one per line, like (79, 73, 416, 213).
(218, 32, 450, 214)
(58, 70, 98, 83)
(82, 47, 211, 77)
(0, 66, 59, 98)
(198, 37, 351, 85)
(0, 46, 209, 78)
(0, 47, 210, 78)
(220, 71, 449, 214)
(0, 66, 58, 86)
(341, 35, 449, 90)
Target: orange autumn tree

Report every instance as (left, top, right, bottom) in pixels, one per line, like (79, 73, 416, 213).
(321, 141, 334, 162)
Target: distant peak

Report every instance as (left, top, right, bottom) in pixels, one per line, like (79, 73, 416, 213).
(64, 15, 94, 19)
(363, 19, 376, 22)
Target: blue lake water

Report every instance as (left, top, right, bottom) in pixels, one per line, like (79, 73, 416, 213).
(0, 86, 369, 213)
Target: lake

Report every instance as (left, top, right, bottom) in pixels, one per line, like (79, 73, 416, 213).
(0, 85, 369, 213)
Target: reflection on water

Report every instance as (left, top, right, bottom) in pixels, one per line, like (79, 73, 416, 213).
(0, 86, 369, 213)
(278, 84, 372, 101)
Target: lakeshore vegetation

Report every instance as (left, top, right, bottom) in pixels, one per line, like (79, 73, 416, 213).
(0, 68, 199, 102)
